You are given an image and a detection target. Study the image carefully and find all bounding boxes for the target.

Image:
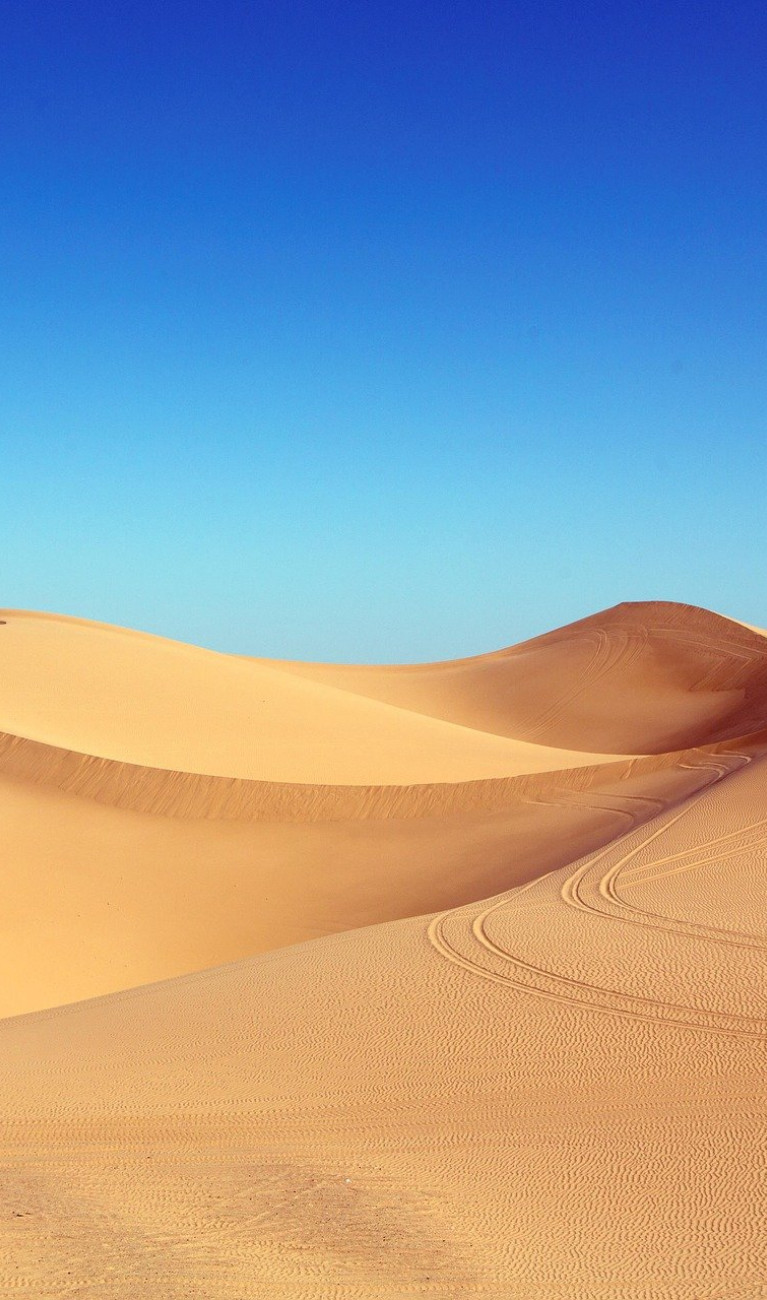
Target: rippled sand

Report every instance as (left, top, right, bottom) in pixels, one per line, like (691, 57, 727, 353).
(1, 601, 766, 1296)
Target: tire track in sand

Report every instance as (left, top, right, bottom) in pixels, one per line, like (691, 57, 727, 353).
(519, 625, 647, 742)
(427, 748, 767, 1038)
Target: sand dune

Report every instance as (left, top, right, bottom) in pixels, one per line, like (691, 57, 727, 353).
(273, 600, 767, 751)
(1, 600, 766, 1296)
(0, 610, 628, 782)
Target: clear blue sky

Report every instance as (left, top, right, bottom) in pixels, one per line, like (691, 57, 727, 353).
(1, 1, 765, 660)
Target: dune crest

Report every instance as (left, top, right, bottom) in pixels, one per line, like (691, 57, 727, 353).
(272, 600, 767, 752)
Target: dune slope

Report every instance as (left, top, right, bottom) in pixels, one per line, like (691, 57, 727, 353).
(1, 748, 767, 1296)
(0, 602, 762, 1017)
(0, 599, 766, 1296)
(274, 600, 767, 752)
(0, 610, 627, 782)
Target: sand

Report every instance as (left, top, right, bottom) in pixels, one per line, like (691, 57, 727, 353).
(1, 600, 766, 1296)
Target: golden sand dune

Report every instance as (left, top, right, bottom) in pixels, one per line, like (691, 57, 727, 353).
(0, 610, 627, 782)
(1, 600, 766, 1296)
(1, 603, 762, 1018)
(274, 600, 767, 751)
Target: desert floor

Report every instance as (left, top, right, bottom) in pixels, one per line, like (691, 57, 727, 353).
(1, 600, 767, 1297)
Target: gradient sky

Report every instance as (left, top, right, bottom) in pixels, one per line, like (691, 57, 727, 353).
(1, 1, 765, 661)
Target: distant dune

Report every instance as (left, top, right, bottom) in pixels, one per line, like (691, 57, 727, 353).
(272, 600, 767, 751)
(1, 601, 766, 1296)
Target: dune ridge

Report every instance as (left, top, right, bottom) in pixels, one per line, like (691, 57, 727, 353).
(2, 725, 764, 822)
(1, 599, 766, 1296)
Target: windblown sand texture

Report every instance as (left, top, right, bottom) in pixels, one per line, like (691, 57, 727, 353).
(1, 600, 767, 1297)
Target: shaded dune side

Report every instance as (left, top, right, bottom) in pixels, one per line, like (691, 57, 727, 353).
(2, 726, 765, 822)
(273, 601, 767, 753)
(5, 732, 765, 1018)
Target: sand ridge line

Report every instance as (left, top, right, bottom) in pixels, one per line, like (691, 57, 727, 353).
(0, 727, 741, 823)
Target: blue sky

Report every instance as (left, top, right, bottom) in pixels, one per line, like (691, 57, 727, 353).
(1, 1, 765, 660)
